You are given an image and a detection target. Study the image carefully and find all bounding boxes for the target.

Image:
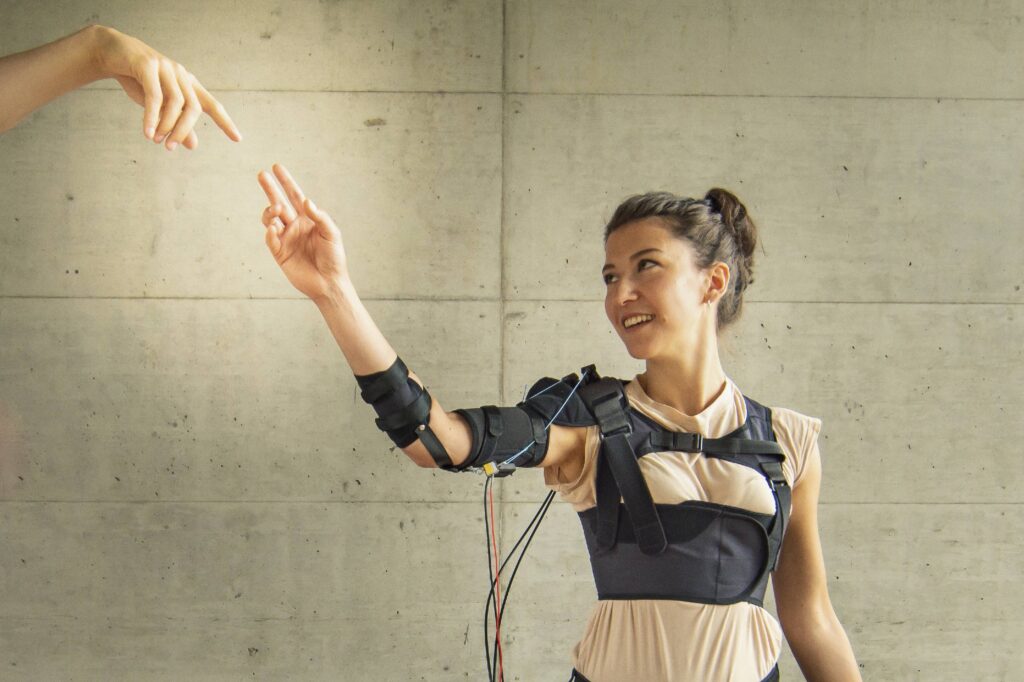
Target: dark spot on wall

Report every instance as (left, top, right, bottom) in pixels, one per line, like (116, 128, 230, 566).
(364, 118, 387, 127)
(248, 647, 259, 656)
(66, 194, 74, 201)
(260, 31, 273, 40)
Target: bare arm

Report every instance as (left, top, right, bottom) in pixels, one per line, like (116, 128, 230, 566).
(257, 164, 584, 470)
(0, 25, 240, 149)
(772, 443, 862, 681)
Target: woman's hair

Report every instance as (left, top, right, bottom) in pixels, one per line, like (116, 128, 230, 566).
(604, 188, 758, 329)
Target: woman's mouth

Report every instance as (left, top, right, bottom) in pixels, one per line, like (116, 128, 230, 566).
(622, 314, 655, 330)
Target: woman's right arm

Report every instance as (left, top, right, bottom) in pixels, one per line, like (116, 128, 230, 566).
(256, 164, 584, 471)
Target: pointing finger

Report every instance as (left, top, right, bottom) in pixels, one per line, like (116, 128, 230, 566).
(195, 81, 242, 142)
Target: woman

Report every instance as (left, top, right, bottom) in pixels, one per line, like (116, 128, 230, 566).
(256, 163, 862, 681)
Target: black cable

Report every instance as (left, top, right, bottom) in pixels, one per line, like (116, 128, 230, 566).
(485, 489, 557, 678)
(497, 491, 555, 623)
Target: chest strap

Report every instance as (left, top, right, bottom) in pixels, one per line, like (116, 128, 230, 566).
(579, 378, 668, 555)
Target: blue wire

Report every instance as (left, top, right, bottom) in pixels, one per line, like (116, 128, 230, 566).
(499, 368, 589, 467)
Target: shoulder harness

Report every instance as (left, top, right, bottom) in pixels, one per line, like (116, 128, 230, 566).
(522, 365, 791, 608)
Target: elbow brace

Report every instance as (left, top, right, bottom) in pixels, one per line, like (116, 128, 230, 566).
(452, 405, 550, 474)
(354, 357, 455, 470)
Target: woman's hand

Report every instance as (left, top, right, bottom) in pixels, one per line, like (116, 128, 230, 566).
(258, 164, 351, 304)
(91, 26, 241, 150)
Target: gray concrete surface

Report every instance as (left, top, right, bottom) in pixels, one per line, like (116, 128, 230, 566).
(1, 1, 1021, 680)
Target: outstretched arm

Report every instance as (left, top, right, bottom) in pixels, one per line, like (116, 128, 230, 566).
(256, 164, 584, 471)
(0, 25, 240, 149)
(773, 446, 862, 681)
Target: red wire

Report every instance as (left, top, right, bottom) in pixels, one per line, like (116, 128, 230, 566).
(488, 482, 505, 682)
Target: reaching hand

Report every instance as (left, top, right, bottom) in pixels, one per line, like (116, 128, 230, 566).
(93, 26, 241, 150)
(258, 164, 350, 303)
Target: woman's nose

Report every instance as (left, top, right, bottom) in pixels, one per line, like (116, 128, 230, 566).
(613, 280, 639, 306)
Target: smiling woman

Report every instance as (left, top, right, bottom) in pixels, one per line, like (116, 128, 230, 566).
(256, 165, 862, 682)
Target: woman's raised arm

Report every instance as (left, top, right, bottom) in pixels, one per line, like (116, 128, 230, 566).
(257, 164, 585, 472)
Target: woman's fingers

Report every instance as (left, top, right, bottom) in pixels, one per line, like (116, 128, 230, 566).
(264, 216, 284, 256)
(194, 81, 242, 142)
(304, 198, 340, 241)
(153, 62, 184, 143)
(257, 171, 297, 223)
(261, 205, 277, 227)
(164, 67, 202, 150)
(272, 164, 307, 217)
(137, 61, 162, 140)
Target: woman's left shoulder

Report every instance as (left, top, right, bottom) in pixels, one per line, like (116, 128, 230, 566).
(767, 405, 822, 488)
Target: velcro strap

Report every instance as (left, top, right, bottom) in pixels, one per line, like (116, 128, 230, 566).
(417, 424, 455, 470)
(581, 380, 631, 437)
(759, 460, 790, 569)
(483, 405, 504, 437)
(702, 438, 784, 457)
(601, 433, 666, 555)
(357, 357, 410, 403)
(759, 460, 787, 487)
(649, 431, 703, 452)
(595, 449, 621, 552)
(374, 389, 431, 433)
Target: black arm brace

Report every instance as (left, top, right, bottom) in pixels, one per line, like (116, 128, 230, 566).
(452, 405, 550, 471)
(354, 357, 455, 469)
(356, 360, 582, 473)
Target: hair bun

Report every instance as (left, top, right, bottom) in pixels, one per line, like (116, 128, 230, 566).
(704, 188, 756, 259)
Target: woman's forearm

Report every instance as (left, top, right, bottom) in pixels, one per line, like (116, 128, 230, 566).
(314, 278, 473, 467)
(0, 26, 104, 133)
(314, 278, 399, 375)
(786, 609, 862, 682)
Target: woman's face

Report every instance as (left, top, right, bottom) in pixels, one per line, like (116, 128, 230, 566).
(603, 218, 712, 360)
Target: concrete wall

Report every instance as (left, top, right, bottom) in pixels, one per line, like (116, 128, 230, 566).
(1, 1, 1020, 679)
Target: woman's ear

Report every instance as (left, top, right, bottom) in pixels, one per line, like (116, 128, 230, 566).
(704, 261, 731, 305)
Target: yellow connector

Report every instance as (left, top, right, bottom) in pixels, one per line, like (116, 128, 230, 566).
(483, 462, 516, 478)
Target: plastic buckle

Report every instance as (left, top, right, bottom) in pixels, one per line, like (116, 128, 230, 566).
(592, 393, 631, 438)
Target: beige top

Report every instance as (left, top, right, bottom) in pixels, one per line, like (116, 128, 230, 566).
(544, 376, 821, 682)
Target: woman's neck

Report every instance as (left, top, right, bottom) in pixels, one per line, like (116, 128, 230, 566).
(640, 343, 727, 416)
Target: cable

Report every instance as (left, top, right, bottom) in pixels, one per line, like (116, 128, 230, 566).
(484, 489, 556, 678)
(500, 369, 590, 468)
(497, 491, 555, 624)
(482, 368, 591, 680)
(488, 479, 505, 682)
(483, 476, 496, 682)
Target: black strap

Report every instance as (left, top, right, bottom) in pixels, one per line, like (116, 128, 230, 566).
(373, 388, 431, 433)
(703, 437, 784, 457)
(760, 460, 790, 569)
(417, 423, 455, 470)
(357, 357, 410, 403)
(581, 379, 667, 555)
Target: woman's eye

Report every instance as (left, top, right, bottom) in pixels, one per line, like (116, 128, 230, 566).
(603, 273, 617, 285)
(638, 259, 658, 271)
